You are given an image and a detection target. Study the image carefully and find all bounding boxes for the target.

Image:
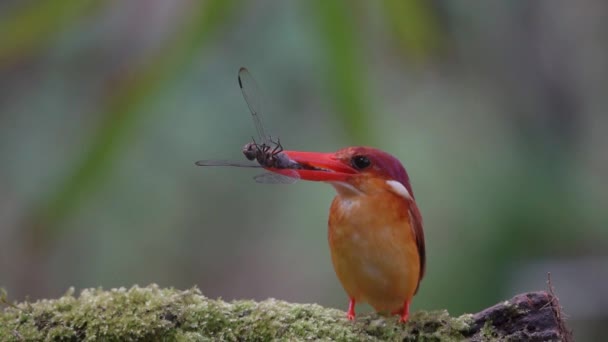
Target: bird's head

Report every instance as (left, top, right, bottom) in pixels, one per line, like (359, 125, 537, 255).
(275, 146, 414, 200)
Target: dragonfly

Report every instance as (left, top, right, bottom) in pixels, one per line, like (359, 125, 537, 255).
(195, 67, 302, 184)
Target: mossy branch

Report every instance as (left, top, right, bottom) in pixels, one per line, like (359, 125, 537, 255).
(0, 285, 570, 341)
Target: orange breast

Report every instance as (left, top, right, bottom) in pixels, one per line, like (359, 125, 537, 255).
(328, 190, 420, 313)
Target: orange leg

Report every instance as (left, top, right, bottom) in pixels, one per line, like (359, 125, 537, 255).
(398, 299, 411, 323)
(346, 297, 356, 320)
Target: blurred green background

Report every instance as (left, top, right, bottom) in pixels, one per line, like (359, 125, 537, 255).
(1, 0, 607, 339)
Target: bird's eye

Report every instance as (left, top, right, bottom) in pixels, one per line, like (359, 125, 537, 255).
(351, 155, 371, 170)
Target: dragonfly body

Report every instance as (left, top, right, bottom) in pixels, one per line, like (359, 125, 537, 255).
(196, 67, 301, 183)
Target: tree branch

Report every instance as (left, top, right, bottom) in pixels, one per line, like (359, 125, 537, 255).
(0, 285, 571, 341)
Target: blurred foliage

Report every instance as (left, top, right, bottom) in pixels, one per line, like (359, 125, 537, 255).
(382, 0, 443, 59)
(0, 1, 102, 64)
(312, 0, 373, 144)
(27, 0, 238, 238)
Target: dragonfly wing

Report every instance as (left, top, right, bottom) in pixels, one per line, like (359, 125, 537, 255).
(195, 160, 262, 168)
(253, 172, 299, 184)
(238, 67, 269, 144)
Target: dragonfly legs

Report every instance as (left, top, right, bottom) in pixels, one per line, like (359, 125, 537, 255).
(270, 136, 284, 155)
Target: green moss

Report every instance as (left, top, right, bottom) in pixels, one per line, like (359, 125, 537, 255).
(479, 321, 500, 341)
(0, 285, 475, 341)
(504, 299, 528, 318)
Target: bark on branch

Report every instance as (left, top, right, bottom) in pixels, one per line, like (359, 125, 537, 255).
(0, 285, 571, 341)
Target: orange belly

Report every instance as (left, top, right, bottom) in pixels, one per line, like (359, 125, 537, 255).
(328, 194, 420, 313)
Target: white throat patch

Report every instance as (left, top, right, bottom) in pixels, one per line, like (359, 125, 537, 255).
(330, 181, 363, 197)
(386, 180, 412, 200)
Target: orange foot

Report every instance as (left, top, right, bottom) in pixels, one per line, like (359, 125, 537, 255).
(346, 298, 356, 320)
(397, 300, 411, 323)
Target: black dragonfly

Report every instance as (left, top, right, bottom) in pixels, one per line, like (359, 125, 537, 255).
(195, 67, 301, 184)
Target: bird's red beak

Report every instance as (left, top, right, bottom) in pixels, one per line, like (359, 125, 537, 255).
(276, 150, 357, 182)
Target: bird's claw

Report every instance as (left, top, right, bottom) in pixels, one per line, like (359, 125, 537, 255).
(346, 298, 356, 321)
(397, 300, 411, 323)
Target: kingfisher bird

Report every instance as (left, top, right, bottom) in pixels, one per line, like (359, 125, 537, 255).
(265, 146, 425, 322)
(195, 68, 425, 322)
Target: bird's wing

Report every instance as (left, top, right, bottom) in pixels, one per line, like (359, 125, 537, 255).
(409, 201, 426, 294)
